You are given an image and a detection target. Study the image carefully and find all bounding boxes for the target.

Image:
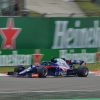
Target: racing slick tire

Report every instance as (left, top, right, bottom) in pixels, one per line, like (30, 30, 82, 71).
(77, 66, 89, 77)
(13, 66, 25, 77)
(37, 67, 48, 78)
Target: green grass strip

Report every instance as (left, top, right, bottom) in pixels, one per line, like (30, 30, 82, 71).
(75, 0, 100, 16)
(42, 98, 100, 100)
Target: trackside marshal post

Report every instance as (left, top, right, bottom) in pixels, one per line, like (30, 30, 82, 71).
(33, 49, 43, 65)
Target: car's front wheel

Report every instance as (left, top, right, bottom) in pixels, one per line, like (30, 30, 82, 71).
(37, 67, 48, 78)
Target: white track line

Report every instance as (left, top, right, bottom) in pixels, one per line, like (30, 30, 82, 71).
(0, 89, 100, 94)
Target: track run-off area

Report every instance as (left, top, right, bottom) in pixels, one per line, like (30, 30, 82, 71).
(0, 72, 100, 100)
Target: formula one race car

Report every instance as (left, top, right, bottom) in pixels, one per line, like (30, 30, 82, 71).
(8, 58, 89, 78)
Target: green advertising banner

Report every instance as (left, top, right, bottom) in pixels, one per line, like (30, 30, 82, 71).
(0, 17, 100, 49)
(0, 17, 53, 49)
(0, 48, 97, 66)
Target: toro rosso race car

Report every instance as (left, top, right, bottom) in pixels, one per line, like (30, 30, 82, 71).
(8, 58, 89, 78)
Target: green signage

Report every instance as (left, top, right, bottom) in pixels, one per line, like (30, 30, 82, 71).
(0, 48, 98, 66)
(0, 17, 100, 49)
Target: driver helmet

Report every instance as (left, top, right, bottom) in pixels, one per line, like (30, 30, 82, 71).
(61, 58, 66, 61)
(51, 58, 57, 63)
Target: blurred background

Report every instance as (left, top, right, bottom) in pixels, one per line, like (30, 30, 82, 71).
(0, 0, 24, 16)
(0, 1, 100, 100)
(0, 0, 100, 17)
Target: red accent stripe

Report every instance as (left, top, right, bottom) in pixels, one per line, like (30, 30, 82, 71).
(32, 74, 39, 77)
(44, 66, 54, 69)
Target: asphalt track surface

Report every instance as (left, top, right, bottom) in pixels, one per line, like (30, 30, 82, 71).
(0, 74, 100, 100)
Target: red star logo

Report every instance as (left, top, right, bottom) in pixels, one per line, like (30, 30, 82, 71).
(33, 49, 43, 65)
(0, 18, 21, 49)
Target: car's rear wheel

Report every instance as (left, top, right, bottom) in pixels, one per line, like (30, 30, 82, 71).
(77, 66, 89, 77)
